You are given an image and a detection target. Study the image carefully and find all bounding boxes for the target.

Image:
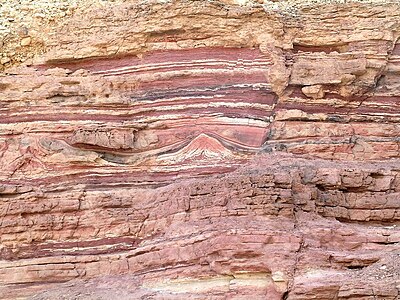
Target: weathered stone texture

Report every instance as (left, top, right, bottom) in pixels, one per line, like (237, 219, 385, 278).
(1, 0, 400, 299)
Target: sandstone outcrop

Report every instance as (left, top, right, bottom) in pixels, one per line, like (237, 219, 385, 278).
(1, 0, 400, 299)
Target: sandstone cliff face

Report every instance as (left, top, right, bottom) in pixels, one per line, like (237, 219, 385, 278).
(1, 0, 400, 299)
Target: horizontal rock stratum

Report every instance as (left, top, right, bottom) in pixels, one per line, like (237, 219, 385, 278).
(1, 0, 400, 299)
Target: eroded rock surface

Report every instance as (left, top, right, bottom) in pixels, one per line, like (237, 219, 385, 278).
(1, 0, 400, 299)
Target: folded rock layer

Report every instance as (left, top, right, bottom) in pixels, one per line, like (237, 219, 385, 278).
(1, 0, 400, 299)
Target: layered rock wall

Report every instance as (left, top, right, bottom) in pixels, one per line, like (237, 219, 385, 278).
(1, 0, 400, 299)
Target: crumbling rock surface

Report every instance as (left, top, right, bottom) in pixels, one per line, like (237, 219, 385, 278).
(1, 0, 400, 299)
